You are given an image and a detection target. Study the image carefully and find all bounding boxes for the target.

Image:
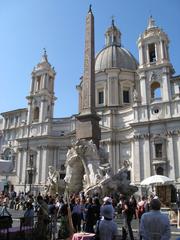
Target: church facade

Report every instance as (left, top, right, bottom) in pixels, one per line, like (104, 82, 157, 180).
(0, 11, 180, 194)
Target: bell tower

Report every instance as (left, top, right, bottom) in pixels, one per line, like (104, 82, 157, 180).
(137, 16, 174, 106)
(138, 16, 172, 68)
(26, 49, 57, 124)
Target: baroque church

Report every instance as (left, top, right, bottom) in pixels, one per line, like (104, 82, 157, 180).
(0, 8, 180, 194)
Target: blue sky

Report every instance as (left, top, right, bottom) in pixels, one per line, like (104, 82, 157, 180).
(0, 0, 179, 117)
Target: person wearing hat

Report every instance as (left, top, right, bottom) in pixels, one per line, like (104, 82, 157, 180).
(100, 196, 115, 220)
(140, 198, 171, 239)
(96, 205, 118, 240)
(103, 196, 112, 204)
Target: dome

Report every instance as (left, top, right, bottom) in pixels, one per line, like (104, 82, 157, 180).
(95, 45, 138, 72)
(95, 19, 138, 72)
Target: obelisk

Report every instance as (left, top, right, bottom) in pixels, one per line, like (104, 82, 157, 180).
(76, 5, 101, 148)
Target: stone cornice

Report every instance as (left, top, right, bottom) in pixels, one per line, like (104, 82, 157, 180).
(36, 145, 68, 150)
(131, 117, 180, 127)
(133, 129, 180, 141)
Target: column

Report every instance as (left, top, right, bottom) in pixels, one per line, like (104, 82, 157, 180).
(167, 136, 175, 179)
(132, 137, 141, 183)
(107, 140, 113, 168)
(119, 82, 122, 106)
(139, 45, 144, 66)
(17, 149, 23, 184)
(40, 99, 46, 122)
(155, 43, 158, 61)
(115, 141, 120, 170)
(146, 46, 149, 64)
(36, 148, 42, 184)
(21, 150, 27, 184)
(162, 73, 170, 102)
(144, 136, 151, 178)
(160, 41, 164, 60)
(177, 135, 180, 179)
(41, 146, 48, 184)
(30, 77, 35, 93)
(42, 74, 46, 89)
(107, 76, 111, 106)
(140, 74, 147, 105)
(111, 141, 116, 172)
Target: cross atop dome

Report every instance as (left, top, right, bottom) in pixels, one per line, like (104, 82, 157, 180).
(147, 15, 157, 30)
(111, 15, 115, 27)
(40, 48, 48, 63)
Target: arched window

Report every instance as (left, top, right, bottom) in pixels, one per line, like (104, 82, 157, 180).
(4, 148, 12, 160)
(36, 76, 41, 91)
(148, 43, 156, 63)
(156, 166, 164, 175)
(151, 82, 161, 100)
(33, 107, 39, 122)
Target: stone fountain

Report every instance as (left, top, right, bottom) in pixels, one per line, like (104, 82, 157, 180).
(64, 139, 138, 196)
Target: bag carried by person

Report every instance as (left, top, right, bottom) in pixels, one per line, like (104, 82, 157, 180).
(94, 220, 101, 240)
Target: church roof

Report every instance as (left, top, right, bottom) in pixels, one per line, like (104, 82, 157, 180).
(95, 45, 138, 72)
(95, 20, 138, 72)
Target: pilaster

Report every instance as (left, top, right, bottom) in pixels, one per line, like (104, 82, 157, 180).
(36, 148, 42, 184)
(144, 136, 151, 178)
(41, 146, 49, 184)
(167, 135, 175, 179)
(132, 136, 141, 183)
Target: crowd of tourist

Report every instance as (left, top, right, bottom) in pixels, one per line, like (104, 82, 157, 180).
(0, 190, 171, 240)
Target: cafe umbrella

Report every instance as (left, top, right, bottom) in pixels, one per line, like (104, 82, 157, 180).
(140, 175, 174, 186)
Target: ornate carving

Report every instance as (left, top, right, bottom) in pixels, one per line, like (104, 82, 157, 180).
(44, 166, 60, 196)
(133, 133, 151, 140)
(165, 129, 180, 137)
(150, 69, 162, 82)
(64, 139, 138, 196)
(133, 88, 138, 102)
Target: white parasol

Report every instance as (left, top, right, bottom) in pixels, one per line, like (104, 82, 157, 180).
(140, 175, 174, 186)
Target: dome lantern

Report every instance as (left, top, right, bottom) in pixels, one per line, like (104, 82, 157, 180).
(105, 18, 121, 47)
(147, 15, 157, 30)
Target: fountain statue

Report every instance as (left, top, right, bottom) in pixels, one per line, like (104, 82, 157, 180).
(64, 139, 138, 196)
(44, 166, 61, 196)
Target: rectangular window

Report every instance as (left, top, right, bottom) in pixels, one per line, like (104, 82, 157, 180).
(155, 143, 162, 158)
(149, 43, 156, 63)
(98, 91, 104, 104)
(123, 90, 130, 103)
